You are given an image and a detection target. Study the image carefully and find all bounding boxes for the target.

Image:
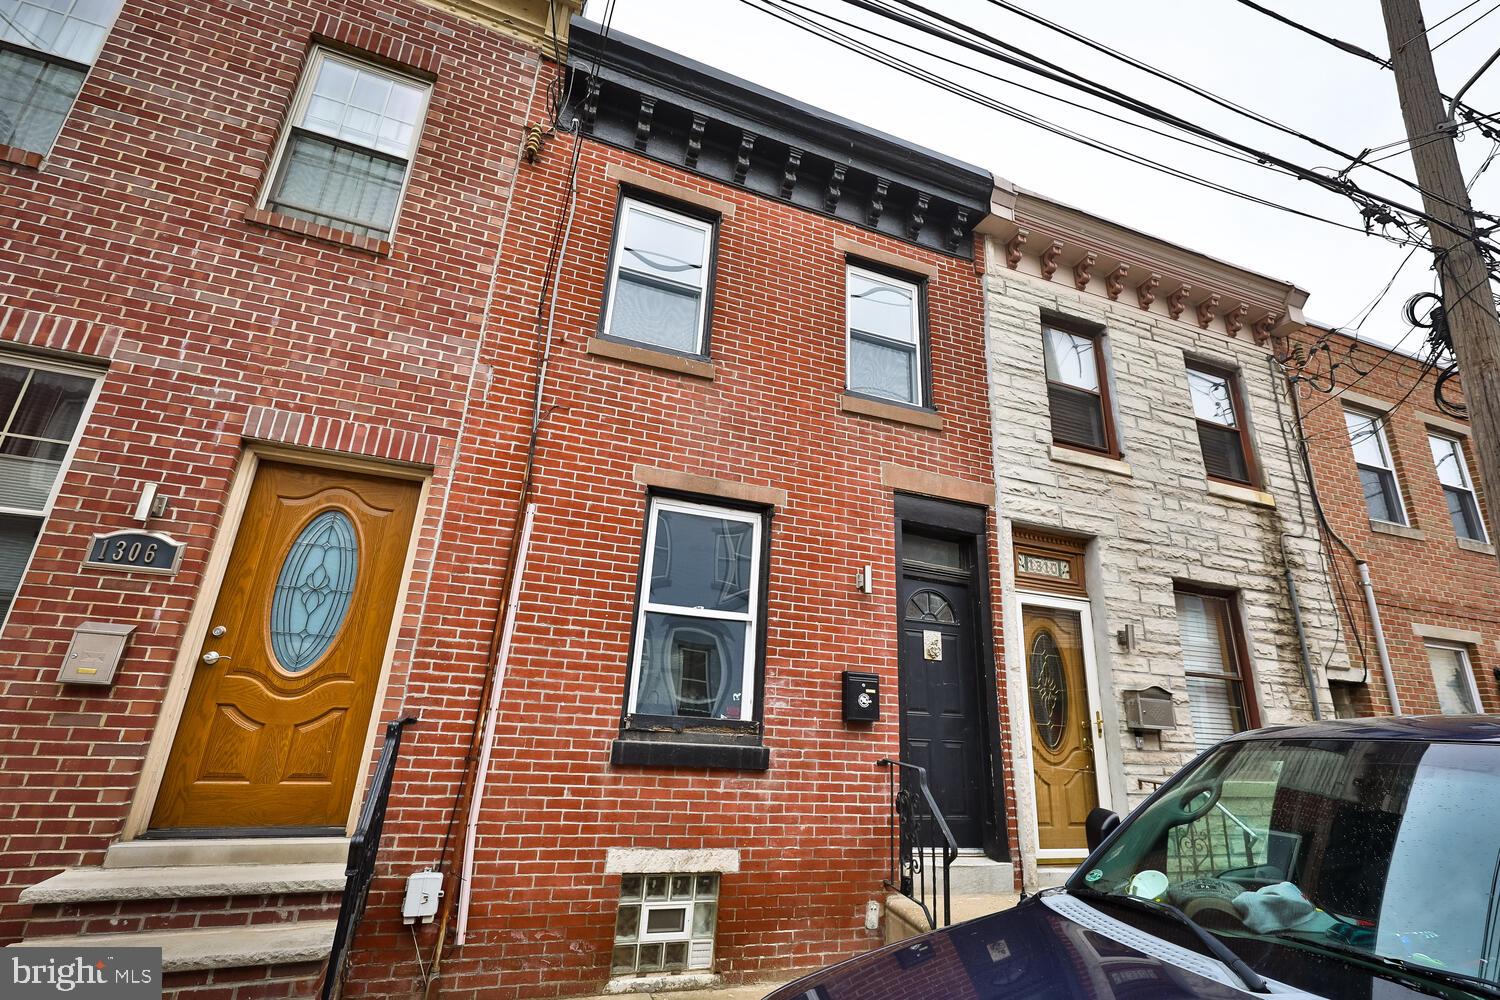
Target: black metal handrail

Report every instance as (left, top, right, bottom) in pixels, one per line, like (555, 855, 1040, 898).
(320, 715, 418, 1000)
(877, 758, 958, 929)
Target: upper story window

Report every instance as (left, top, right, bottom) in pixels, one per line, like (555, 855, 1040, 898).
(845, 265, 926, 407)
(0, 355, 99, 625)
(0, 0, 123, 154)
(601, 196, 716, 357)
(260, 48, 431, 242)
(1429, 433, 1487, 543)
(1175, 588, 1255, 752)
(627, 497, 764, 723)
(1042, 323, 1113, 454)
(1345, 408, 1406, 525)
(1186, 362, 1254, 485)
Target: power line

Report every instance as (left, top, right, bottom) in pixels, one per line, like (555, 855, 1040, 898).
(1228, 0, 1388, 66)
(1432, 0, 1500, 51)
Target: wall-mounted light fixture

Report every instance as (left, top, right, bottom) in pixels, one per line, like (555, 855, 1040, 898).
(854, 565, 874, 595)
(1115, 622, 1137, 651)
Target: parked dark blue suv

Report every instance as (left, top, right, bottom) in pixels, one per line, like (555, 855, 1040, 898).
(769, 717, 1500, 999)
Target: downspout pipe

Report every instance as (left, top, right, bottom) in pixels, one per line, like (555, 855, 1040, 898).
(1280, 553, 1323, 720)
(1356, 560, 1403, 715)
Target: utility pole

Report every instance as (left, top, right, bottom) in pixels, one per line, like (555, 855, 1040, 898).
(1379, 0, 1500, 573)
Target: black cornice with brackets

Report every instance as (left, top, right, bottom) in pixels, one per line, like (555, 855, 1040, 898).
(566, 18, 992, 259)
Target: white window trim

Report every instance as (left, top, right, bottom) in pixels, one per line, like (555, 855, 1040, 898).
(600, 197, 715, 357)
(1, 0, 126, 157)
(0, 352, 105, 629)
(1345, 406, 1408, 526)
(1425, 641, 1482, 715)
(627, 497, 762, 720)
(256, 46, 433, 243)
(845, 263, 924, 407)
(1429, 431, 1488, 543)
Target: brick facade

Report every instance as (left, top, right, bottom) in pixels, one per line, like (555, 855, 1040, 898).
(1293, 326, 1500, 717)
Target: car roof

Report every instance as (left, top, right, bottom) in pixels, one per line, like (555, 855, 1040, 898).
(1226, 714, 1500, 743)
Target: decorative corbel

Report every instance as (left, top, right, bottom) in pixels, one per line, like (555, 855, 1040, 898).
(824, 164, 846, 214)
(581, 77, 600, 131)
(867, 178, 890, 228)
(1107, 263, 1131, 301)
(1136, 273, 1161, 309)
(733, 131, 755, 185)
(1167, 284, 1191, 321)
(685, 114, 706, 169)
(945, 208, 970, 254)
(1005, 230, 1028, 269)
(1251, 313, 1281, 346)
(1072, 251, 1098, 292)
(1223, 303, 1249, 338)
(781, 147, 802, 200)
(1041, 241, 1064, 281)
(634, 96, 656, 151)
(1196, 293, 1221, 329)
(906, 193, 930, 240)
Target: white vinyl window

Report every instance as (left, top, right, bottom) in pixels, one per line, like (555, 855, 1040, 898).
(1345, 408, 1407, 525)
(601, 198, 715, 356)
(261, 48, 431, 241)
(846, 265, 924, 406)
(1429, 433, 1487, 543)
(612, 873, 718, 975)
(629, 498, 762, 721)
(0, 355, 100, 625)
(0, 0, 123, 154)
(1425, 642, 1481, 715)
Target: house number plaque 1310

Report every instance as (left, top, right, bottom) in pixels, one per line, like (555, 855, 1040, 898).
(82, 529, 184, 576)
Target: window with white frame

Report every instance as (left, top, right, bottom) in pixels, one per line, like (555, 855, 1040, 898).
(1345, 407, 1406, 525)
(0, 356, 98, 624)
(1429, 432, 1487, 542)
(0, 0, 123, 154)
(629, 498, 762, 722)
(601, 197, 715, 356)
(612, 873, 718, 976)
(261, 48, 431, 241)
(845, 264, 924, 406)
(1425, 642, 1480, 715)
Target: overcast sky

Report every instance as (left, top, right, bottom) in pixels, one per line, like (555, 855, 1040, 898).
(578, 0, 1500, 351)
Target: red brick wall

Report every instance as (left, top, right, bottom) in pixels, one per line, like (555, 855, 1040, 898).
(0, 0, 546, 943)
(342, 96, 1011, 998)
(1293, 328, 1500, 715)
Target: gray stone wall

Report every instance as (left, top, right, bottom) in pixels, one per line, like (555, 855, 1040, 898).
(982, 239, 1345, 876)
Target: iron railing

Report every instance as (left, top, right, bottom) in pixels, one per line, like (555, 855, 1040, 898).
(1167, 801, 1261, 882)
(878, 758, 958, 929)
(320, 715, 418, 1000)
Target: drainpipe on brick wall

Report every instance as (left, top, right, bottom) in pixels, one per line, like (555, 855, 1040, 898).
(1356, 561, 1403, 715)
(1280, 551, 1323, 721)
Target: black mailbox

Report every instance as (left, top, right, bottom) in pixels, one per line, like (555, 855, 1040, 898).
(842, 671, 880, 723)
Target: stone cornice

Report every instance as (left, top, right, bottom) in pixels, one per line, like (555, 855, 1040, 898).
(417, 0, 581, 60)
(977, 179, 1308, 350)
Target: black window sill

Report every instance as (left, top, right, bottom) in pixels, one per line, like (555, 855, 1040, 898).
(611, 738, 770, 771)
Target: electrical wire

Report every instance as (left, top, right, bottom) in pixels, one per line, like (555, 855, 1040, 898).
(1433, 0, 1500, 52)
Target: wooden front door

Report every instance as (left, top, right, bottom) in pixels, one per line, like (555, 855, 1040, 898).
(151, 461, 420, 833)
(1024, 604, 1099, 854)
(899, 570, 986, 849)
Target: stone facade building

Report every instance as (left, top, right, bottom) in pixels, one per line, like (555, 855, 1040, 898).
(1293, 324, 1499, 719)
(976, 184, 1346, 893)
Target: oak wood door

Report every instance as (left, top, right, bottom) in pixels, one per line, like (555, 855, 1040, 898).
(1024, 605, 1099, 853)
(151, 461, 420, 833)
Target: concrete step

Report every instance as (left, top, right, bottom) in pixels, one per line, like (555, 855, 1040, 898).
(103, 836, 348, 869)
(883, 891, 1020, 944)
(9, 920, 337, 973)
(19, 862, 347, 905)
(1032, 863, 1077, 890)
(948, 855, 1015, 895)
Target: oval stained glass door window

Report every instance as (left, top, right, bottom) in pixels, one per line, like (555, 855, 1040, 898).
(270, 510, 359, 673)
(1029, 629, 1068, 751)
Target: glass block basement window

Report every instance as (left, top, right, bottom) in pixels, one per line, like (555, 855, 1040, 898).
(612, 873, 718, 975)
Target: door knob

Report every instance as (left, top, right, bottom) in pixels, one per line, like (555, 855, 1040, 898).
(201, 651, 230, 665)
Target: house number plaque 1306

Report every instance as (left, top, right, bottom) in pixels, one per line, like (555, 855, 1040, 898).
(82, 529, 185, 576)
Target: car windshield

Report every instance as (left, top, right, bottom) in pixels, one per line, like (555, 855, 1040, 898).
(1074, 737, 1500, 990)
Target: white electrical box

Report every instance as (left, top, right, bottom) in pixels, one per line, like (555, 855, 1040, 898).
(402, 870, 443, 924)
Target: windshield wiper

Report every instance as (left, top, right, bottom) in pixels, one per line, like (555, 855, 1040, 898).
(1071, 885, 1270, 993)
(1265, 931, 1500, 999)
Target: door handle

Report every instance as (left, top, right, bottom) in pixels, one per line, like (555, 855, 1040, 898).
(201, 651, 230, 665)
(1095, 711, 1104, 738)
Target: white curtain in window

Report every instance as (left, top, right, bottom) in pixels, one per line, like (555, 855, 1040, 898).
(1177, 592, 1247, 752)
(1426, 644, 1478, 715)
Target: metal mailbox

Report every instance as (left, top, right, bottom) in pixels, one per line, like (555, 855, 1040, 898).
(1123, 685, 1175, 732)
(842, 670, 880, 723)
(58, 621, 136, 686)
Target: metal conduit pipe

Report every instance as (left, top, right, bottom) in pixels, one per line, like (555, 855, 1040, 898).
(1281, 554, 1323, 720)
(1356, 560, 1403, 715)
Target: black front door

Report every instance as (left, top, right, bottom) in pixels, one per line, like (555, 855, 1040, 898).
(898, 556, 986, 849)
